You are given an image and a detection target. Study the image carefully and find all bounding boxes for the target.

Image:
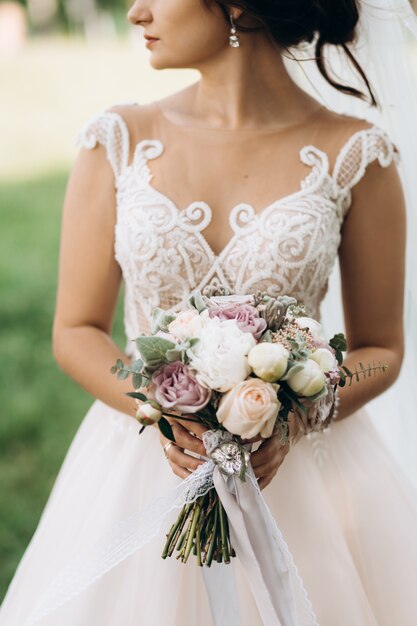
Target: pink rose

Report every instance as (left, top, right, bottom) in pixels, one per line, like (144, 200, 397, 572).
(216, 378, 281, 439)
(207, 303, 267, 340)
(152, 361, 211, 413)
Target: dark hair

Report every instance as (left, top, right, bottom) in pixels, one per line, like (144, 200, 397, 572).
(203, 0, 378, 107)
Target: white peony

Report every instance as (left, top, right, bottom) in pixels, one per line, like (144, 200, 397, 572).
(247, 342, 289, 382)
(309, 348, 337, 373)
(186, 317, 257, 392)
(135, 401, 163, 426)
(294, 317, 324, 343)
(287, 359, 326, 397)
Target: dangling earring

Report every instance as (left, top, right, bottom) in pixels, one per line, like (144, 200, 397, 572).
(229, 14, 240, 47)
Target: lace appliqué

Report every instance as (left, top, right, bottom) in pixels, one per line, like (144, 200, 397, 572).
(75, 107, 399, 367)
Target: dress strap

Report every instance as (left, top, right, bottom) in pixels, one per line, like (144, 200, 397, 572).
(75, 103, 137, 179)
(332, 124, 400, 215)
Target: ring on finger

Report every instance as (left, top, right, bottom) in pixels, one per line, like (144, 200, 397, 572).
(163, 441, 177, 460)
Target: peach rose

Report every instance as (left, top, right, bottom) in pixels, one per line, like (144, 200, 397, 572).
(216, 378, 281, 439)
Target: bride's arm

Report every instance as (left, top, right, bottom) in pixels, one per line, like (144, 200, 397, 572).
(52, 140, 138, 418)
(335, 156, 406, 422)
(252, 156, 406, 490)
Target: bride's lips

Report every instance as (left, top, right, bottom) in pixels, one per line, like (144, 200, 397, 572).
(144, 35, 159, 48)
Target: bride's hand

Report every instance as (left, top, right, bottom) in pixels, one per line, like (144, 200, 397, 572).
(160, 417, 209, 480)
(250, 435, 291, 490)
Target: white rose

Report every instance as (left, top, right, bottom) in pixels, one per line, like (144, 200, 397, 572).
(247, 342, 289, 382)
(167, 309, 205, 341)
(186, 317, 257, 392)
(294, 317, 324, 343)
(135, 401, 163, 426)
(309, 348, 337, 373)
(287, 359, 326, 396)
(216, 378, 281, 439)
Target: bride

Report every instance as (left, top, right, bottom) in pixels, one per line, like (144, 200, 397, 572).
(2, 1, 417, 625)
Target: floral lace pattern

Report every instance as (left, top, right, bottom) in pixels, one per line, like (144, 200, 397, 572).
(76, 107, 399, 361)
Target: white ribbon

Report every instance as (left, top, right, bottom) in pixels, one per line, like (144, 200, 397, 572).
(203, 430, 319, 626)
(23, 429, 319, 626)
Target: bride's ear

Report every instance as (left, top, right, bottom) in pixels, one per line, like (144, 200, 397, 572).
(230, 7, 244, 21)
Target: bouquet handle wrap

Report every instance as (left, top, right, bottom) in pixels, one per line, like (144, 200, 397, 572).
(204, 430, 319, 626)
(22, 430, 319, 626)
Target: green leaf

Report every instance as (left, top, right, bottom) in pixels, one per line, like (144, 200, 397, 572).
(287, 338, 299, 350)
(329, 333, 347, 353)
(130, 359, 144, 373)
(110, 365, 117, 374)
(259, 330, 273, 343)
(341, 365, 353, 377)
(280, 362, 305, 381)
(159, 417, 176, 442)
(117, 369, 130, 380)
(132, 373, 143, 389)
(125, 391, 148, 402)
(116, 358, 124, 369)
(151, 307, 177, 334)
(165, 348, 184, 362)
(188, 290, 207, 313)
(135, 336, 176, 367)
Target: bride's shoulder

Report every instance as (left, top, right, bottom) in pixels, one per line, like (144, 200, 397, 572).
(317, 107, 384, 146)
(314, 107, 400, 187)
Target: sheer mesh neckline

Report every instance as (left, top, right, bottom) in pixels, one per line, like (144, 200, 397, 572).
(75, 108, 399, 338)
(127, 136, 337, 259)
(153, 100, 327, 133)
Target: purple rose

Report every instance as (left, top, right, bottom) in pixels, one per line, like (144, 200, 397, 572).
(208, 303, 267, 340)
(152, 361, 211, 413)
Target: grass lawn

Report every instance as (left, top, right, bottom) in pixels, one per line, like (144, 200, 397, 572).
(0, 36, 196, 600)
(0, 171, 126, 599)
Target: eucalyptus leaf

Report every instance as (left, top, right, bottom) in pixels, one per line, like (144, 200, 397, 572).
(117, 369, 130, 380)
(110, 365, 117, 374)
(130, 359, 144, 374)
(132, 373, 143, 389)
(116, 358, 124, 369)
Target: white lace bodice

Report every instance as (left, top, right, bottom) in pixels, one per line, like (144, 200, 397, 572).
(76, 104, 399, 360)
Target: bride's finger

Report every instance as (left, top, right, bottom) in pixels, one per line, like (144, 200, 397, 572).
(170, 463, 192, 480)
(173, 416, 208, 438)
(169, 422, 207, 456)
(168, 445, 206, 472)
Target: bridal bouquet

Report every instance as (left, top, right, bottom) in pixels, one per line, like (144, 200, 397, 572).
(111, 287, 387, 567)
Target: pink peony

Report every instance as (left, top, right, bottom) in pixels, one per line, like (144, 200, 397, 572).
(152, 361, 211, 413)
(207, 303, 267, 340)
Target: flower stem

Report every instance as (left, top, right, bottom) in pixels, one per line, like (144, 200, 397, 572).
(183, 500, 202, 563)
(218, 499, 230, 564)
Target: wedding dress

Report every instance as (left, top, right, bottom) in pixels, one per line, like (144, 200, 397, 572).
(1, 101, 417, 626)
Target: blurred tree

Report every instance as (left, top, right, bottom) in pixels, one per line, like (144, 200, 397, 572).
(21, 0, 129, 35)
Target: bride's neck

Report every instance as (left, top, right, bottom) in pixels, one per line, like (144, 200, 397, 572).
(181, 36, 318, 129)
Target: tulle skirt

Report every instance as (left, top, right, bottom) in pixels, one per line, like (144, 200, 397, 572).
(1, 398, 417, 626)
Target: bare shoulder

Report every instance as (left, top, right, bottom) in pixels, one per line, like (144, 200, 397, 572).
(107, 101, 157, 137)
(316, 107, 375, 144)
